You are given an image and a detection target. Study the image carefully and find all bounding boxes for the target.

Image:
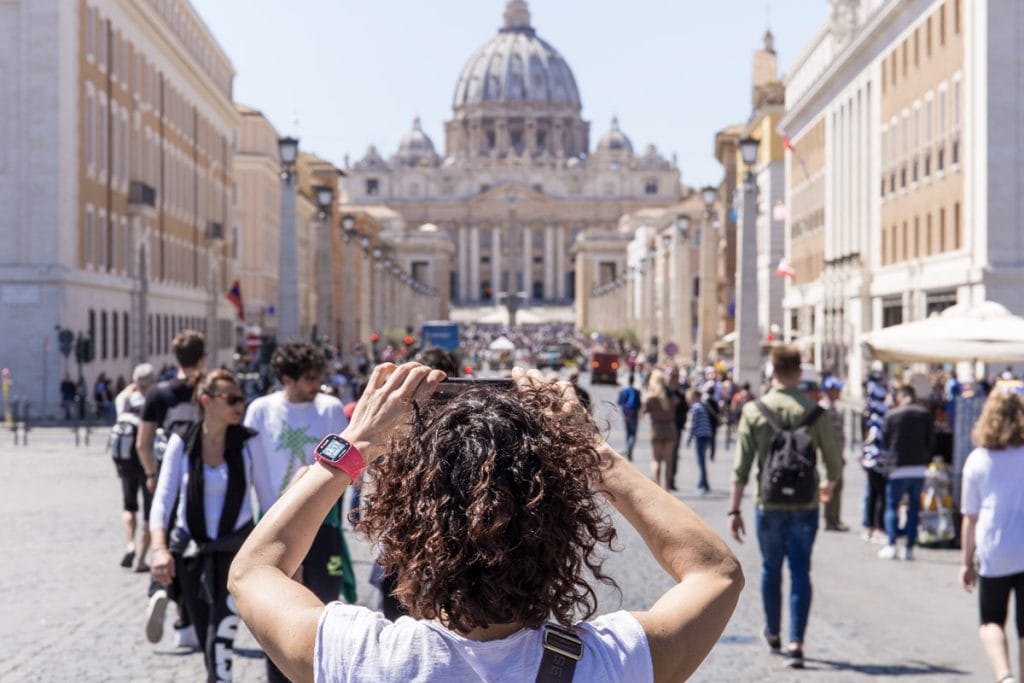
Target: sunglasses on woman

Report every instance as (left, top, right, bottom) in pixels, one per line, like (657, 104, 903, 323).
(206, 391, 245, 406)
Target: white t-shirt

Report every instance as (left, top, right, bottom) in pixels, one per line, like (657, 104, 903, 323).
(149, 433, 255, 538)
(313, 603, 653, 683)
(243, 392, 348, 513)
(961, 446, 1024, 577)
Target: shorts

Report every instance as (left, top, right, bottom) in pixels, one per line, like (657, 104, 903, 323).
(120, 469, 154, 519)
(978, 571, 1024, 633)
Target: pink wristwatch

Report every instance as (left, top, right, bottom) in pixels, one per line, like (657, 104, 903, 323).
(313, 434, 366, 480)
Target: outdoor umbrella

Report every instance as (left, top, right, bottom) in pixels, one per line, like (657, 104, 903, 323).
(861, 301, 1024, 364)
(488, 336, 516, 352)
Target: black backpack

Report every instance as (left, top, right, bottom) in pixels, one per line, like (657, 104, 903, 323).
(755, 401, 824, 506)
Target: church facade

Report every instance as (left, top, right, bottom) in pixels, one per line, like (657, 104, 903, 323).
(343, 1, 681, 308)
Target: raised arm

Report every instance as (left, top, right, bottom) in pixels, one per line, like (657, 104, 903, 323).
(228, 363, 445, 683)
(517, 369, 743, 683)
(599, 442, 743, 682)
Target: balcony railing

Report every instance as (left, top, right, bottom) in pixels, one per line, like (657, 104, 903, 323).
(128, 180, 156, 207)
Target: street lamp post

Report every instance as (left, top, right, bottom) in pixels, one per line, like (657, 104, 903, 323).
(735, 136, 761, 389)
(697, 185, 719, 366)
(340, 214, 356, 359)
(314, 185, 335, 351)
(277, 136, 300, 340)
(675, 214, 692, 364)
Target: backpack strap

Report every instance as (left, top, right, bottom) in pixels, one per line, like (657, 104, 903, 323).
(754, 400, 784, 433)
(797, 406, 825, 430)
(535, 623, 583, 682)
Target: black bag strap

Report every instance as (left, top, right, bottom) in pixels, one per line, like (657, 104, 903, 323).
(755, 401, 825, 433)
(535, 623, 583, 682)
(754, 400, 784, 433)
(797, 405, 825, 430)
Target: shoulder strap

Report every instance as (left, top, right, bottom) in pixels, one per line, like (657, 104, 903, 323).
(798, 406, 826, 430)
(754, 400, 784, 433)
(535, 623, 583, 683)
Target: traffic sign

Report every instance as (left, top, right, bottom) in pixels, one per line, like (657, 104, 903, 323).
(58, 329, 74, 357)
(664, 341, 679, 358)
(245, 334, 261, 351)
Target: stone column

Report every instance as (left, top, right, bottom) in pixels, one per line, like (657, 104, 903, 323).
(522, 225, 532, 299)
(543, 226, 555, 301)
(458, 226, 469, 302)
(554, 228, 566, 300)
(697, 217, 718, 365)
(491, 226, 502, 304)
(469, 226, 481, 302)
(735, 180, 761, 389)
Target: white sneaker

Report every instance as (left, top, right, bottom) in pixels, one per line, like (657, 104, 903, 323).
(174, 624, 200, 649)
(145, 590, 169, 643)
(902, 546, 914, 561)
(877, 545, 897, 560)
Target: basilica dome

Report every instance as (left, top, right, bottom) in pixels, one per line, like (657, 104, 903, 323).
(596, 116, 634, 155)
(396, 116, 439, 166)
(452, 1, 581, 111)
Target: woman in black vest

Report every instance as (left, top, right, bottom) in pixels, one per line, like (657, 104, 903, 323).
(150, 369, 256, 682)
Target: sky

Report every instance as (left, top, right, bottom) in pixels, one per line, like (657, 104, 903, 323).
(190, 1, 830, 188)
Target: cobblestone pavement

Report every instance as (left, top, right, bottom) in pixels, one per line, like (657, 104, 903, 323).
(0, 378, 992, 681)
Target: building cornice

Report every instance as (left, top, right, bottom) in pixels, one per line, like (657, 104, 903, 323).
(780, 0, 926, 134)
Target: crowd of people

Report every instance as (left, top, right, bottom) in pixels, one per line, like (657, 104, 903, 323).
(94, 324, 1024, 682)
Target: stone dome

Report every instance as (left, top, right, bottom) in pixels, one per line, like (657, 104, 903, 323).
(452, 1, 581, 110)
(396, 116, 438, 166)
(596, 116, 633, 154)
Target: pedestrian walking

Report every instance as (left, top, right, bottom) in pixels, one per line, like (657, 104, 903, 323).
(60, 373, 76, 420)
(150, 369, 257, 683)
(94, 372, 113, 421)
(860, 370, 889, 543)
(667, 366, 689, 490)
(242, 340, 355, 683)
(617, 375, 641, 461)
(139, 329, 205, 649)
(878, 384, 934, 561)
(960, 390, 1024, 683)
(820, 377, 849, 531)
(642, 370, 679, 490)
(686, 388, 714, 493)
(228, 363, 743, 682)
(729, 344, 842, 669)
(109, 363, 157, 572)
(702, 385, 722, 462)
(728, 382, 754, 447)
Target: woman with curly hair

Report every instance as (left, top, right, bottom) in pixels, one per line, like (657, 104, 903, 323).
(229, 363, 743, 682)
(960, 390, 1024, 683)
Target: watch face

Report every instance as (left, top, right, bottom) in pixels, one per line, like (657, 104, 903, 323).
(316, 435, 351, 462)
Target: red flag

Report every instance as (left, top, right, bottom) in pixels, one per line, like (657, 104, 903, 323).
(776, 258, 796, 280)
(226, 280, 244, 321)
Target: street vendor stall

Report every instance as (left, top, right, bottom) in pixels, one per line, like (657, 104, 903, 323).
(861, 301, 1024, 539)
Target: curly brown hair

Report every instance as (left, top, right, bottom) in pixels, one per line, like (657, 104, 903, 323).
(972, 390, 1024, 450)
(356, 384, 618, 633)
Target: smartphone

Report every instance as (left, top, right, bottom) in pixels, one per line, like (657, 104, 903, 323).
(433, 377, 513, 400)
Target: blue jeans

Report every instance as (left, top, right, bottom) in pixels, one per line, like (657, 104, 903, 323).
(884, 477, 924, 547)
(623, 414, 638, 460)
(693, 436, 711, 490)
(756, 506, 819, 644)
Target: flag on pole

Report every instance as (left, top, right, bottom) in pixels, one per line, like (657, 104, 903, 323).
(227, 280, 244, 320)
(776, 257, 796, 281)
(778, 126, 810, 182)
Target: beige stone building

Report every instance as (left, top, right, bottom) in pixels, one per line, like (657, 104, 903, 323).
(0, 0, 238, 414)
(343, 1, 680, 316)
(780, 0, 1024, 392)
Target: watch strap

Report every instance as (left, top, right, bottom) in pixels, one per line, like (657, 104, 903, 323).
(316, 436, 367, 480)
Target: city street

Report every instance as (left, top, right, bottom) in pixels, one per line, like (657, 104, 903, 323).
(0, 376, 991, 682)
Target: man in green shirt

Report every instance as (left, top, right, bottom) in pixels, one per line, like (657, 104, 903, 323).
(728, 344, 842, 669)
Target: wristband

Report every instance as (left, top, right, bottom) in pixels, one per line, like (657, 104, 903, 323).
(314, 434, 367, 480)
(146, 473, 157, 479)
(727, 510, 741, 517)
